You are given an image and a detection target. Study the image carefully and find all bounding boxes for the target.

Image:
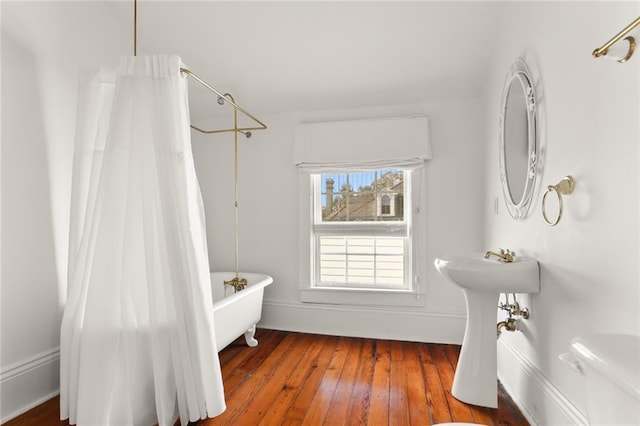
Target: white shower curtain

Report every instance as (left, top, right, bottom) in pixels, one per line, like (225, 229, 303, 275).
(60, 55, 225, 426)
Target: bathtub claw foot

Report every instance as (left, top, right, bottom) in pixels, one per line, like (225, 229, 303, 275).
(244, 325, 258, 347)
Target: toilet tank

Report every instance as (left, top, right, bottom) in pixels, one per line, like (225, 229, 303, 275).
(570, 333, 640, 425)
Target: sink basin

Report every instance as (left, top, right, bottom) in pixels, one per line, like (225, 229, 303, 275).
(434, 254, 540, 293)
(434, 253, 540, 408)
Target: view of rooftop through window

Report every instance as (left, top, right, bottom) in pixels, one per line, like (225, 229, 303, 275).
(320, 168, 404, 222)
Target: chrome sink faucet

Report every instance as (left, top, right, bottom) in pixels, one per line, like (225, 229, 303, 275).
(484, 249, 516, 263)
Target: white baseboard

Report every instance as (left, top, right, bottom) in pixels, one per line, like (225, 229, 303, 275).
(1, 347, 61, 423)
(497, 338, 588, 426)
(259, 299, 466, 344)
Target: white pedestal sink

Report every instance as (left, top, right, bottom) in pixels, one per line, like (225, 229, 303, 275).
(434, 254, 539, 408)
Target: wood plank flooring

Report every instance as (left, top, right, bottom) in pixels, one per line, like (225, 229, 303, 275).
(6, 329, 529, 426)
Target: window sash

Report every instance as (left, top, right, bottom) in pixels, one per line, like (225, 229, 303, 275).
(312, 174, 409, 225)
(314, 234, 408, 289)
(311, 172, 412, 291)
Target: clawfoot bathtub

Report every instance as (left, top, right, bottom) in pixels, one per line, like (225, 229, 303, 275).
(210, 272, 273, 351)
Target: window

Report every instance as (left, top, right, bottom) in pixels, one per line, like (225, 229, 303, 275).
(380, 195, 391, 215)
(312, 168, 411, 290)
(294, 116, 431, 307)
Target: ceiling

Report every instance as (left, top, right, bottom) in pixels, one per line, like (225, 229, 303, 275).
(102, 1, 504, 117)
(4, 1, 504, 118)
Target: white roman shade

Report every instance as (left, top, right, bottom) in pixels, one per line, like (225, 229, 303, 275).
(294, 116, 431, 172)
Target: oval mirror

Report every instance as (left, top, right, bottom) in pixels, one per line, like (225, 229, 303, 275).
(499, 59, 539, 220)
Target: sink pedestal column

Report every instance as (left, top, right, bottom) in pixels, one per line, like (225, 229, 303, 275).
(452, 290, 498, 408)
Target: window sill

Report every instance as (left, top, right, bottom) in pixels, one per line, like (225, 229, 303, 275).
(300, 287, 426, 307)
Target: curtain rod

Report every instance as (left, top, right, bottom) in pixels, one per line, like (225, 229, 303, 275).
(180, 68, 268, 136)
(133, 0, 267, 135)
(593, 16, 640, 63)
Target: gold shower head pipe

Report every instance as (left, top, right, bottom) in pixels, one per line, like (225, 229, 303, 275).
(593, 16, 640, 61)
(180, 67, 268, 135)
(134, 0, 137, 56)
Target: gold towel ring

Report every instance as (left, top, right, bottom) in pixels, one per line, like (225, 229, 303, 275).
(542, 176, 575, 226)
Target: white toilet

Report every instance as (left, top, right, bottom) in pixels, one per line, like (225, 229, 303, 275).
(434, 423, 485, 426)
(561, 333, 640, 425)
(433, 424, 485, 426)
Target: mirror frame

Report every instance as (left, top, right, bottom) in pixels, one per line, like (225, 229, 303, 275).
(499, 58, 538, 220)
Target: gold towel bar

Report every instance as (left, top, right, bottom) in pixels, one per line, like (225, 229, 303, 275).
(593, 16, 640, 63)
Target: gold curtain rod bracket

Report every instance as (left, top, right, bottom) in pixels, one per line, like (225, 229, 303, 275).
(593, 16, 640, 62)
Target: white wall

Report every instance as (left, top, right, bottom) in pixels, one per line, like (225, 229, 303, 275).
(1, 3, 128, 421)
(9, 2, 637, 424)
(2, 1, 487, 419)
(192, 98, 487, 344)
(483, 2, 640, 424)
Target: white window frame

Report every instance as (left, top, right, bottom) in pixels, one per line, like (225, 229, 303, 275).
(312, 172, 410, 290)
(298, 168, 425, 307)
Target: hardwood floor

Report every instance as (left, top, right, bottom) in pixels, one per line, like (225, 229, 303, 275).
(6, 329, 529, 426)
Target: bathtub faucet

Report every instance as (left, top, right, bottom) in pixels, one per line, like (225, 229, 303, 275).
(484, 249, 515, 263)
(224, 276, 248, 292)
